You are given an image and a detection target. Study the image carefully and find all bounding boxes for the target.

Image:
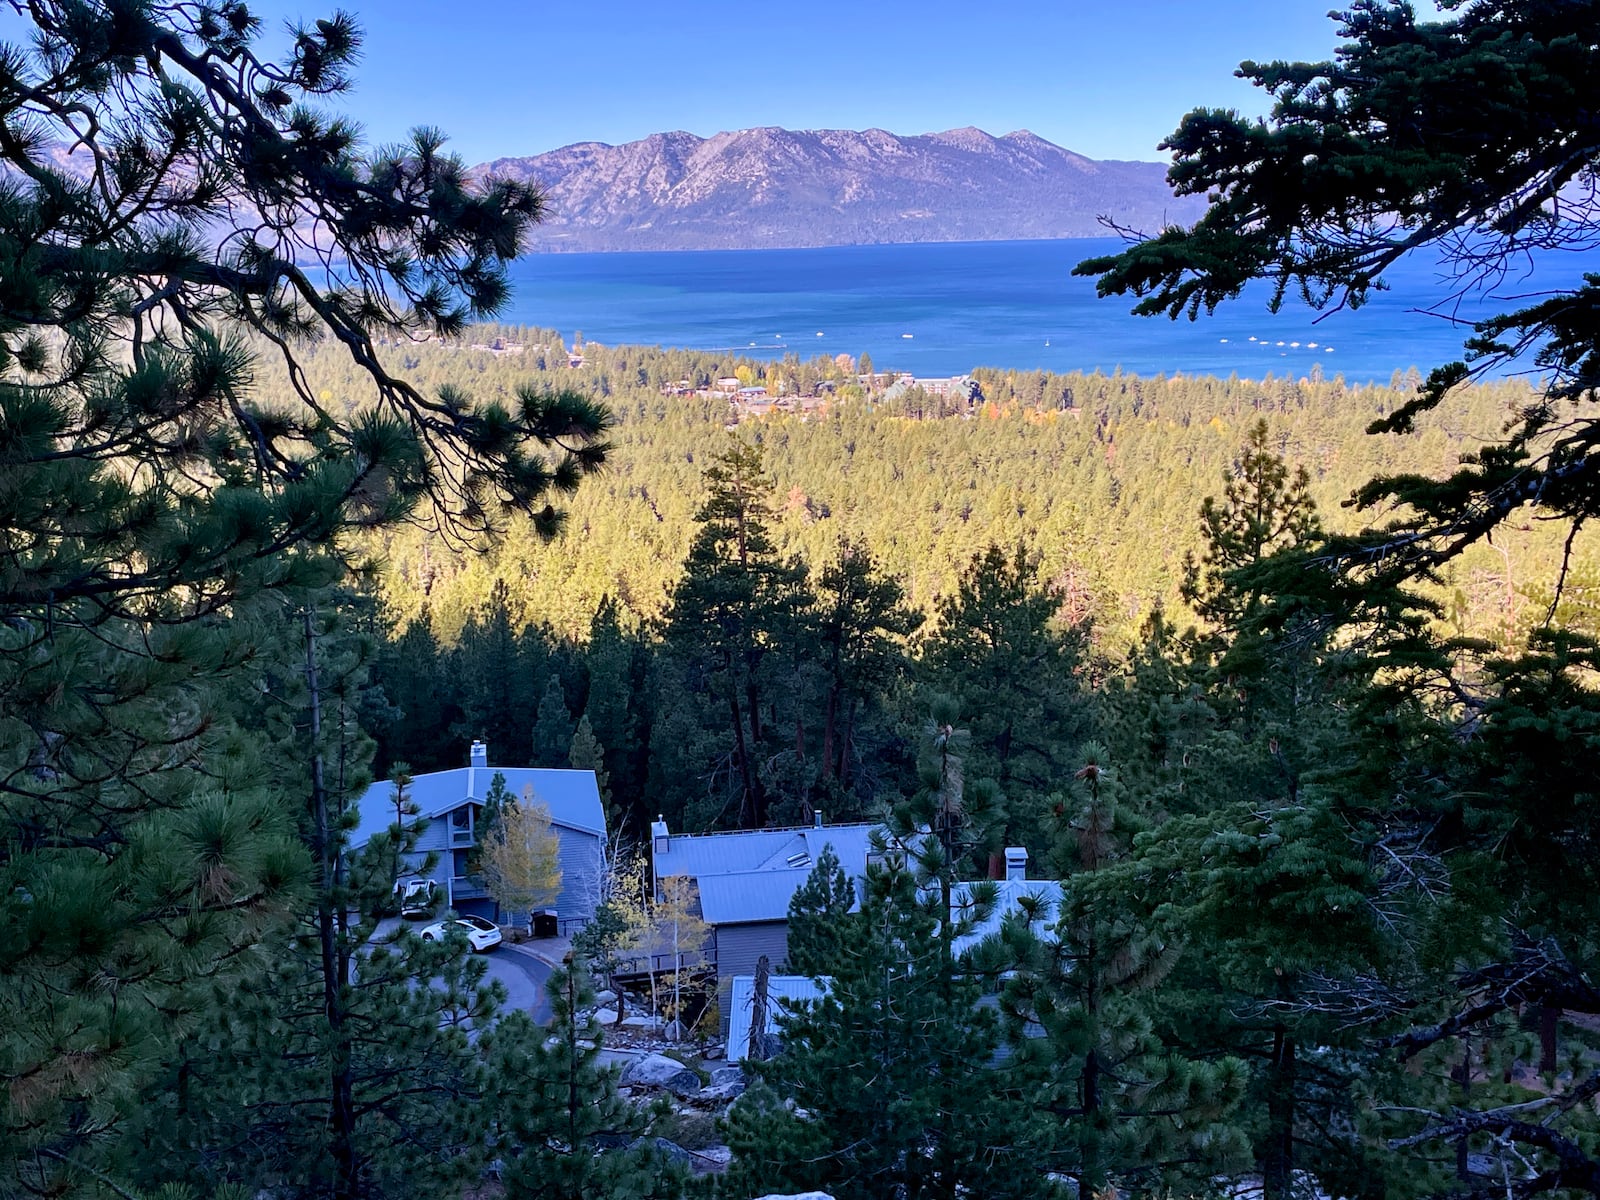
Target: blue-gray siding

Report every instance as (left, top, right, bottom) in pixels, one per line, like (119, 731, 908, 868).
(714, 921, 792, 1034)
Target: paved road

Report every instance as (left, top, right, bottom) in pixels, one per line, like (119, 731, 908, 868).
(372, 917, 557, 1025)
(488, 943, 554, 1024)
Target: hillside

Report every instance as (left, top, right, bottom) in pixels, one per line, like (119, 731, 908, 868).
(478, 126, 1205, 252)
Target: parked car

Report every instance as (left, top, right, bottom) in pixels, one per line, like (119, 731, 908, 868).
(420, 915, 503, 953)
(395, 878, 439, 919)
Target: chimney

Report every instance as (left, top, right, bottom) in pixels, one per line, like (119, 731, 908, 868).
(469, 740, 488, 769)
(814, 811, 824, 829)
(1004, 846, 1029, 882)
(651, 815, 670, 857)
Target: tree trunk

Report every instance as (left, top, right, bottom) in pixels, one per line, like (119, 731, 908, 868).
(729, 691, 761, 829)
(840, 697, 859, 788)
(820, 685, 838, 781)
(1263, 1025, 1296, 1200)
(306, 608, 359, 1200)
(1540, 1004, 1561, 1073)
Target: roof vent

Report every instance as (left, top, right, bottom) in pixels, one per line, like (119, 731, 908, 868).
(1004, 846, 1029, 882)
(786, 852, 813, 870)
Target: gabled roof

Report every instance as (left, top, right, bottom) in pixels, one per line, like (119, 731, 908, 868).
(698, 868, 815, 925)
(652, 822, 880, 883)
(351, 766, 606, 848)
(727, 974, 831, 1063)
(950, 879, 1064, 959)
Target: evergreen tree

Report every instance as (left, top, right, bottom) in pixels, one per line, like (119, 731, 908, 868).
(725, 858, 1044, 1200)
(583, 598, 645, 827)
(920, 543, 1091, 857)
(132, 598, 506, 1200)
(481, 963, 684, 1200)
(455, 581, 531, 763)
(811, 538, 923, 796)
(784, 845, 859, 977)
(373, 608, 456, 773)
(981, 746, 1251, 1197)
(1181, 418, 1323, 639)
(532, 674, 577, 768)
(1080, 0, 1600, 583)
(568, 714, 615, 826)
(662, 442, 809, 828)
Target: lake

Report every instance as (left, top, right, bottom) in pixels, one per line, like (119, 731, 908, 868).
(500, 237, 1599, 383)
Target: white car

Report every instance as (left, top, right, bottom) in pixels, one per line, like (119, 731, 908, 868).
(419, 915, 503, 953)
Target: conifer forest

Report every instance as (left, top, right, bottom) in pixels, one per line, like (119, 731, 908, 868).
(4, 3, 1600, 1200)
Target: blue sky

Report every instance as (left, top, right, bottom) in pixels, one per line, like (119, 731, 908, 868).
(234, 0, 1418, 163)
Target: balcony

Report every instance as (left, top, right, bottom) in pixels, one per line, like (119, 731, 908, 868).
(449, 875, 489, 901)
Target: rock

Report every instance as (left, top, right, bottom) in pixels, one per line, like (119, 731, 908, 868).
(621, 1014, 664, 1030)
(697, 1144, 732, 1167)
(631, 1136, 693, 1165)
(687, 1079, 745, 1105)
(710, 1065, 745, 1087)
(747, 1193, 834, 1200)
(702, 1043, 724, 1060)
(620, 1052, 702, 1097)
(594, 989, 617, 1006)
(590, 1008, 619, 1026)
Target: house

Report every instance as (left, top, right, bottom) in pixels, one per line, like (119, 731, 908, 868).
(950, 849, 1064, 959)
(726, 973, 830, 1063)
(648, 816, 878, 1018)
(351, 741, 607, 930)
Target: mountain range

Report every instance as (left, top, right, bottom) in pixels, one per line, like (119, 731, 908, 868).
(477, 126, 1202, 253)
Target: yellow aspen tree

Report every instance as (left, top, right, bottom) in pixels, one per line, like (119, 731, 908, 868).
(478, 788, 564, 931)
(652, 875, 710, 1040)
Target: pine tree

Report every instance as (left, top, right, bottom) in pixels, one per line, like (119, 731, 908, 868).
(456, 581, 532, 762)
(662, 442, 810, 828)
(482, 963, 685, 1200)
(811, 538, 923, 795)
(583, 598, 644, 827)
(726, 859, 1045, 1200)
(920, 542, 1091, 857)
(980, 746, 1251, 1196)
(568, 714, 615, 826)
(532, 674, 576, 768)
(131, 597, 506, 1200)
(784, 845, 859, 977)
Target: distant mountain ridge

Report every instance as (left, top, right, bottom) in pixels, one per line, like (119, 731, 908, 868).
(478, 126, 1201, 253)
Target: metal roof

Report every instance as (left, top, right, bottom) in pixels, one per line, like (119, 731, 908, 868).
(726, 974, 830, 1063)
(652, 822, 880, 882)
(697, 868, 815, 925)
(950, 879, 1065, 959)
(351, 766, 607, 848)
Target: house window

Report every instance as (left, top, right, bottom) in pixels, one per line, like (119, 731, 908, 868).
(450, 805, 473, 846)
(452, 849, 470, 879)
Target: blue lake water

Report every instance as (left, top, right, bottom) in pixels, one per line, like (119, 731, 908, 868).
(500, 238, 1600, 383)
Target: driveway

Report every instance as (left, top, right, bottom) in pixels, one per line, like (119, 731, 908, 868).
(487, 943, 555, 1024)
(371, 916, 556, 1025)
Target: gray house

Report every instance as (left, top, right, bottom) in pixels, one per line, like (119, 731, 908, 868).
(647, 817, 878, 1024)
(351, 741, 607, 929)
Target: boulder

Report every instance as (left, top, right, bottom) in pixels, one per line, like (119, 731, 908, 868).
(620, 1052, 702, 1097)
(688, 1079, 745, 1106)
(748, 1194, 834, 1200)
(710, 1065, 745, 1088)
(632, 1136, 693, 1165)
